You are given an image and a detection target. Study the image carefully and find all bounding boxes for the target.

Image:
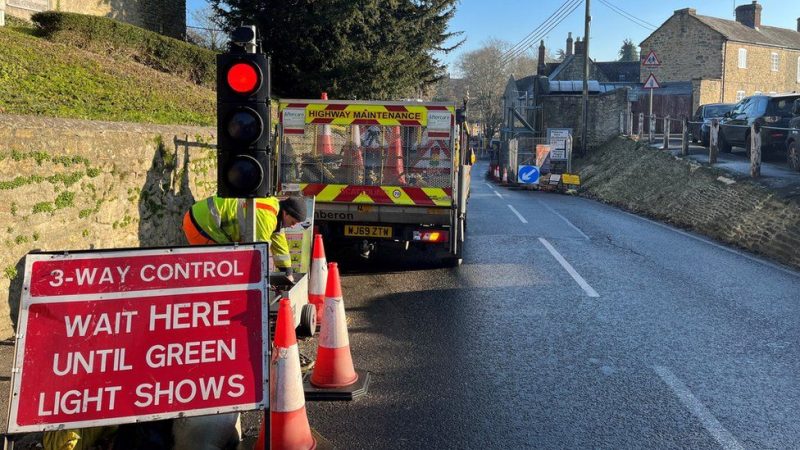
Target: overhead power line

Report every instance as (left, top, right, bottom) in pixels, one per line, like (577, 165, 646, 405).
(597, 0, 657, 30)
(500, 0, 581, 60)
(501, 0, 584, 66)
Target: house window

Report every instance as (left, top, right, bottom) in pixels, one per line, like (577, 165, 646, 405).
(738, 48, 747, 69)
(797, 57, 800, 83)
(736, 90, 746, 101)
(771, 53, 779, 71)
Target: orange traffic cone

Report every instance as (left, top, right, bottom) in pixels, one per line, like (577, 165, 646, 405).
(308, 234, 328, 326)
(316, 92, 335, 156)
(256, 298, 316, 450)
(502, 167, 508, 184)
(310, 263, 358, 388)
(386, 126, 406, 185)
(343, 125, 364, 184)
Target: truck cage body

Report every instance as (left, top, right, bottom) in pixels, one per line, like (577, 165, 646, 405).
(276, 99, 469, 260)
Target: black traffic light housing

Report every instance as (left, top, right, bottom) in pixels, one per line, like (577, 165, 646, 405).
(216, 26, 271, 198)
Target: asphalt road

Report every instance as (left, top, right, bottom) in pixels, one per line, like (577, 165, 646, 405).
(304, 160, 800, 449)
(3, 160, 800, 449)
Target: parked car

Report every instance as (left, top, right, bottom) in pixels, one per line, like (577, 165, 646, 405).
(690, 103, 734, 146)
(785, 98, 800, 171)
(718, 93, 800, 159)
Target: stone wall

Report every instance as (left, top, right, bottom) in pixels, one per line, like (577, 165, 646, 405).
(0, 114, 216, 339)
(541, 88, 629, 151)
(691, 78, 723, 111)
(640, 9, 725, 84)
(722, 42, 800, 102)
(578, 137, 800, 270)
(4, 0, 185, 39)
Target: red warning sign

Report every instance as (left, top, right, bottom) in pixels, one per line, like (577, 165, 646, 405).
(8, 245, 269, 433)
(642, 50, 661, 67)
(643, 73, 661, 89)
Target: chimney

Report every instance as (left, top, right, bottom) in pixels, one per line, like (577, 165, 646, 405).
(574, 37, 584, 55)
(797, 17, 800, 32)
(735, 1, 762, 30)
(566, 32, 574, 56)
(537, 40, 547, 75)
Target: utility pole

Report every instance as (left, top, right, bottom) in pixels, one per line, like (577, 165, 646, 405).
(581, 0, 591, 156)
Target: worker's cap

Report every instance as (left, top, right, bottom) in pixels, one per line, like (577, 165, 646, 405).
(280, 195, 307, 222)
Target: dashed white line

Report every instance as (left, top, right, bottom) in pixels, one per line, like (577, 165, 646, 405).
(538, 238, 599, 297)
(507, 205, 528, 223)
(535, 199, 590, 240)
(654, 366, 745, 450)
(493, 190, 504, 199)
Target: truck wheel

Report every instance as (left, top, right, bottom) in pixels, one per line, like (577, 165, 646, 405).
(788, 141, 800, 172)
(443, 257, 463, 267)
(296, 304, 317, 338)
(719, 132, 732, 153)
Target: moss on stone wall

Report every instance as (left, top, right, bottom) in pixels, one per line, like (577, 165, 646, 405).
(0, 115, 217, 339)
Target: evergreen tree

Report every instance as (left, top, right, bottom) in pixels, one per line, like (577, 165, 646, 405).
(210, 0, 462, 99)
(618, 38, 639, 62)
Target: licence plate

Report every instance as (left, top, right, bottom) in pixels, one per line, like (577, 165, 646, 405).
(344, 225, 393, 238)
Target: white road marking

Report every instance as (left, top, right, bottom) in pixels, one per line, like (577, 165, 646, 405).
(507, 205, 528, 224)
(538, 238, 599, 297)
(535, 199, 590, 240)
(620, 210, 800, 279)
(494, 190, 503, 199)
(654, 366, 745, 450)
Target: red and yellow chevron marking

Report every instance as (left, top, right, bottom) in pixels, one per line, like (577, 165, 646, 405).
(301, 184, 452, 207)
(279, 102, 454, 127)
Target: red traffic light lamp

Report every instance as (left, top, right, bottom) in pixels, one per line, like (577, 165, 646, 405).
(226, 62, 260, 94)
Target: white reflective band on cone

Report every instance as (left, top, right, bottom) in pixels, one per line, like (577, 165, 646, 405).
(309, 258, 328, 295)
(319, 296, 349, 348)
(272, 344, 306, 412)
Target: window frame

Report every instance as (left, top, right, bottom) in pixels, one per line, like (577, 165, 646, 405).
(735, 90, 746, 102)
(738, 48, 747, 69)
(797, 56, 800, 83)
(771, 52, 779, 72)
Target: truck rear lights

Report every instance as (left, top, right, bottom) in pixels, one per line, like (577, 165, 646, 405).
(413, 230, 449, 242)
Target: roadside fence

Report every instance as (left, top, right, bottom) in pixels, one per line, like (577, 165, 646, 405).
(620, 112, 800, 179)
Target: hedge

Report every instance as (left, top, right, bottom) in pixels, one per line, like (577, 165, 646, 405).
(31, 12, 217, 88)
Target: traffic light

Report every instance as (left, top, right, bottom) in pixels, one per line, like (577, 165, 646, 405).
(216, 26, 271, 198)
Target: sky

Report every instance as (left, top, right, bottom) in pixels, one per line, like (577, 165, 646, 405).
(187, 0, 800, 76)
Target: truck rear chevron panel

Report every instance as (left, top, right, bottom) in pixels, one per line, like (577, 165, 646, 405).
(300, 184, 452, 207)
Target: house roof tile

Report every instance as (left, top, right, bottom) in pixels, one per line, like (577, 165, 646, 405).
(693, 14, 800, 50)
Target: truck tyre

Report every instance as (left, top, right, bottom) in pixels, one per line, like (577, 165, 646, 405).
(443, 256, 463, 267)
(296, 304, 317, 338)
(719, 132, 732, 153)
(788, 140, 800, 172)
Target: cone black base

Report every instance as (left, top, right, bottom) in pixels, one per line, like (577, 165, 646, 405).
(303, 369, 370, 401)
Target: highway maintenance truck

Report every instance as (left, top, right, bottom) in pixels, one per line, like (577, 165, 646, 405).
(276, 98, 471, 265)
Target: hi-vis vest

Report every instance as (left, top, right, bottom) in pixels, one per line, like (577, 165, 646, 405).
(191, 196, 291, 269)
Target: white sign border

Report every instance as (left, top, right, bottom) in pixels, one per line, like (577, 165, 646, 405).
(7, 244, 270, 434)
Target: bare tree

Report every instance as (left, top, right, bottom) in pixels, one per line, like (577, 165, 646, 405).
(506, 50, 538, 79)
(457, 39, 540, 140)
(188, 5, 226, 51)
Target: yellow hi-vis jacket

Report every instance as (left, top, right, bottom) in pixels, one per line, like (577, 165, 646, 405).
(190, 196, 292, 270)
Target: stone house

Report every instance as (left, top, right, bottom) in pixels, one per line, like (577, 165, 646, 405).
(640, 1, 800, 112)
(1, 0, 186, 39)
(500, 33, 639, 146)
